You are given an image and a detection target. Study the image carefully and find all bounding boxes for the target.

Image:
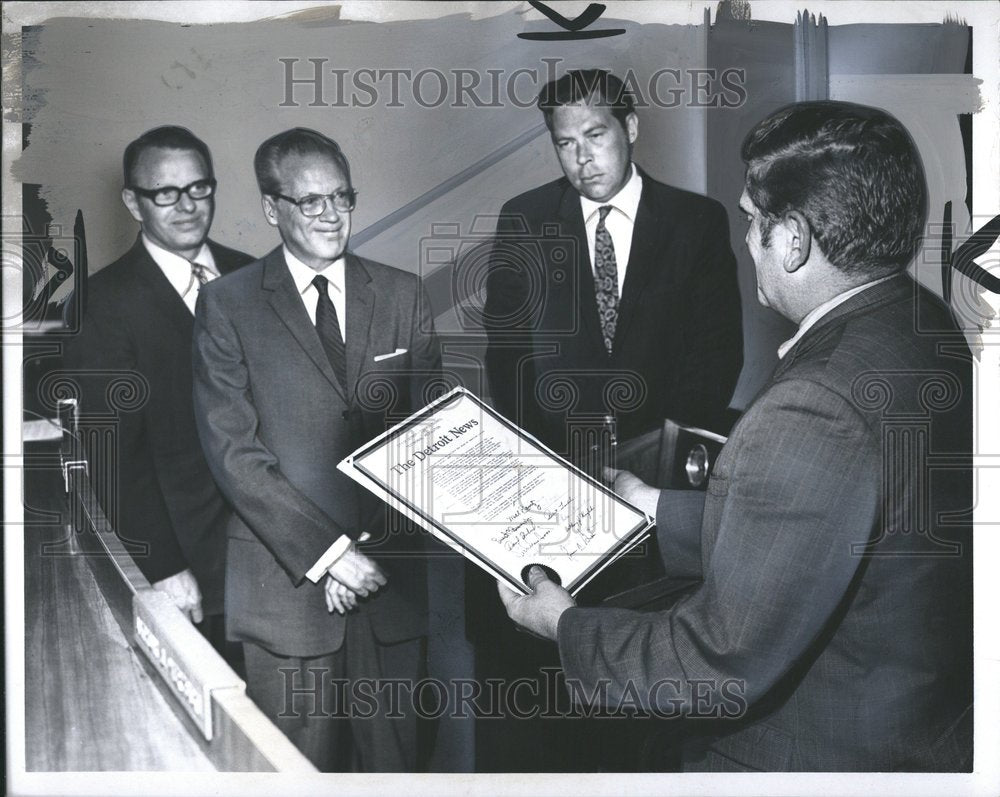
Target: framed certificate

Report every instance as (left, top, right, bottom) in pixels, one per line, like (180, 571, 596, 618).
(339, 387, 653, 595)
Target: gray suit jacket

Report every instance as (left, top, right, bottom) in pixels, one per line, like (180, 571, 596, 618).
(558, 274, 973, 771)
(192, 246, 442, 657)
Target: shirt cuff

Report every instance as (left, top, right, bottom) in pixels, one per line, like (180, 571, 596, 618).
(305, 535, 352, 583)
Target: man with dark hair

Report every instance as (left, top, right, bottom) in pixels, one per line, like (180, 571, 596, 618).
(740, 102, 928, 278)
(500, 101, 973, 772)
(475, 68, 743, 771)
(64, 126, 253, 660)
(192, 127, 441, 771)
(122, 125, 215, 199)
(537, 68, 637, 146)
(485, 69, 743, 452)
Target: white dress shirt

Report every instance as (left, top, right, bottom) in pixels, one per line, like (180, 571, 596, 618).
(282, 246, 355, 582)
(778, 274, 896, 359)
(142, 234, 218, 315)
(579, 163, 643, 296)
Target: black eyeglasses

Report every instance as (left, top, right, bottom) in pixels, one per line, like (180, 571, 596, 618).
(271, 189, 358, 217)
(129, 178, 217, 207)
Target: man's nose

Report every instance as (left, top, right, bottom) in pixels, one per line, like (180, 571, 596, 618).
(575, 143, 592, 166)
(175, 191, 197, 213)
(318, 198, 342, 223)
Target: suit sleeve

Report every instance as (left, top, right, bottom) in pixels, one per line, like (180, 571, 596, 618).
(192, 286, 350, 584)
(558, 379, 879, 715)
(674, 200, 743, 430)
(483, 205, 540, 429)
(655, 489, 707, 579)
(63, 296, 188, 584)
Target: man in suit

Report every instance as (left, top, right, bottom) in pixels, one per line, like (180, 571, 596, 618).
(192, 127, 441, 771)
(484, 68, 743, 457)
(500, 101, 973, 771)
(64, 126, 253, 658)
(474, 68, 744, 771)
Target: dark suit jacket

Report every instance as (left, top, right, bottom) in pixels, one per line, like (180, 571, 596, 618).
(558, 274, 973, 771)
(63, 236, 253, 614)
(192, 246, 442, 658)
(484, 169, 743, 454)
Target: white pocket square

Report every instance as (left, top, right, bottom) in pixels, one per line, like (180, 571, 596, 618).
(373, 348, 407, 362)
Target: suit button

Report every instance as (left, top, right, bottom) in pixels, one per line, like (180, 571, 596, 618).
(341, 410, 350, 420)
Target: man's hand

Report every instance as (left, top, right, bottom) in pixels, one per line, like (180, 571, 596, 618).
(326, 543, 387, 597)
(497, 566, 576, 641)
(324, 574, 358, 614)
(604, 466, 660, 518)
(153, 569, 203, 624)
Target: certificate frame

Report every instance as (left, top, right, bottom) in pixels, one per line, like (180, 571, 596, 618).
(339, 387, 653, 596)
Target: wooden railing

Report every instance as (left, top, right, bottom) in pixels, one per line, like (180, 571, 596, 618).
(55, 398, 316, 773)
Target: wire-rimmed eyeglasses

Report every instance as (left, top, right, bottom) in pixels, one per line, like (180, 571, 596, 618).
(271, 189, 359, 217)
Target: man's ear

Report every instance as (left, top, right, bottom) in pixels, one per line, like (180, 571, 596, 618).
(261, 195, 279, 227)
(625, 112, 638, 145)
(781, 210, 812, 273)
(121, 188, 143, 224)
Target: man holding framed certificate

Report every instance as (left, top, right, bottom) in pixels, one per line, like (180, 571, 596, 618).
(498, 101, 974, 772)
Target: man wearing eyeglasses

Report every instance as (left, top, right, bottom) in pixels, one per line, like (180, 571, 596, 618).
(192, 127, 442, 771)
(64, 126, 253, 666)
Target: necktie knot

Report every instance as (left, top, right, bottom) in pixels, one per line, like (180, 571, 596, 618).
(189, 260, 213, 285)
(182, 260, 213, 301)
(312, 274, 330, 295)
(598, 205, 613, 222)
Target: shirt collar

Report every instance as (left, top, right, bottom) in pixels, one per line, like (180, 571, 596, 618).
(283, 245, 345, 296)
(580, 163, 642, 223)
(142, 233, 216, 273)
(777, 273, 896, 359)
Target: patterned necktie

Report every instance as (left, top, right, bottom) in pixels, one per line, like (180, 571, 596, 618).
(312, 274, 347, 388)
(593, 205, 619, 354)
(190, 261, 213, 285)
(182, 260, 213, 298)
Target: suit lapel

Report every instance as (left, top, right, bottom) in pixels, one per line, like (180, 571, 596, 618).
(261, 246, 347, 401)
(613, 171, 672, 352)
(344, 254, 374, 398)
(207, 239, 242, 276)
(556, 186, 606, 355)
(129, 237, 195, 338)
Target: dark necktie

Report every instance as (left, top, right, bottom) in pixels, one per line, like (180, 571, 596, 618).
(593, 205, 619, 354)
(312, 274, 347, 388)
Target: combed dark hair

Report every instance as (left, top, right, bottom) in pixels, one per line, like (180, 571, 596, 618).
(253, 127, 352, 196)
(122, 126, 213, 187)
(741, 100, 927, 277)
(537, 69, 635, 133)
